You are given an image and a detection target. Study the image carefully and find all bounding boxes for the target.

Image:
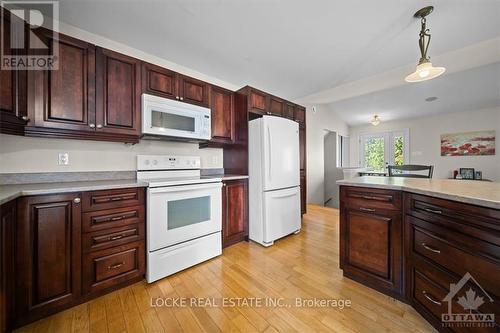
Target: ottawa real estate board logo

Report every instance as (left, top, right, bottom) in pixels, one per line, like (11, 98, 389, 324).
(441, 272, 495, 329)
(1, 0, 59, 70)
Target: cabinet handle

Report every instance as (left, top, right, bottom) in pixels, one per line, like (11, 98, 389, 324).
(422, 291, 442, 305)
(423, 208, 442, 214)
(73, 197, 81, 204)
(110, 215, 125, 221)
(421, 243, 441, 254)
(111, 197, 123, 201)
(89, 123, 96, 128)
(108, 262, 124, 270)
(96, 124, 103, 129)
(21, 115, 29, 121)
(109, 235, 124, 241)
(359, 207, 375, 213)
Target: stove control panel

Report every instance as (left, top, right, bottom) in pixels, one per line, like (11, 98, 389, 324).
(137, 155, 201, 170)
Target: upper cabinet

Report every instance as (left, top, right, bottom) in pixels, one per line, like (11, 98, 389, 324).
(142, 62, 177, 100)
(295, 105, 306, 127)
(269, 96, 284, 116)
(95, 47, 141, 136)
(284, 102, 295, 119)
(247, 87, 269, 115)
(142, 62, 209, 107)
(29, 30, 96, 133)
(210, 86, 234, 144)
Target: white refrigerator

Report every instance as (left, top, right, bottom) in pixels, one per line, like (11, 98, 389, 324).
(249, 116, 301, 247)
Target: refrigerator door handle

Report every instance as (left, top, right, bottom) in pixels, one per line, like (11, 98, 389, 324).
(267, 125, 272, 183)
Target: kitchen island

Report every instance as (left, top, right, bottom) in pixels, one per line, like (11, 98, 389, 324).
(337, 177, 500, 333)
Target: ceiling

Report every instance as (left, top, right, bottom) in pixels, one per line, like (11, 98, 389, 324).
(55, 0, 500, 125)
(56, 0, 499, 99)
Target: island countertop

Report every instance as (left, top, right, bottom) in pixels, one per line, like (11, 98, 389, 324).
(337, 177, 500, 210)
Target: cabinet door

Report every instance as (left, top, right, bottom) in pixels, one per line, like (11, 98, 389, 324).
(96, 47, 141, 136)
(178, 75, 209, 107)
(284, 103, 295, 119)
(16, 193, 82, 325)
(1, 201, 15, 333)
(300, 173, 306, 215)
(294, 105, 306, 127)
(31, 31, 95, 132)
(142, 62, 178, 100)
(222, 179, 248, 248)
(269, 96, 284, 116)
(299, 127, 306, 171)
(0, 10, 27, 124)
(248, 88, 269, 115)
(340, 204, 402, 297)
(210, 86, 234, 143)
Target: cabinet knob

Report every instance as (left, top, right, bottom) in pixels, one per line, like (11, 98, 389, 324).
(96, 124, 103, 129)
(21, 115, 29, 121)
(176, 96, 180, 100)
(180, 97, 184, 101)
(73, 197, 81, 204)
(89, 123, 96, 128)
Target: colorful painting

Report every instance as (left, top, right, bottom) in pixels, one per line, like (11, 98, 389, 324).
(441, 130, 495, 156)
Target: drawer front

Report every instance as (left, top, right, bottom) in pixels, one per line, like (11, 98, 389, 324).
(408, 215, 500, 297)
(405, 193, 500, 241)
(83, 223, 144, 253)
(83, 241, 145, 294)
(82, 187, 144, 212)
(409, 264, 499, 332)
(342, 186, 401, 211)
(82, 205, 144, 233)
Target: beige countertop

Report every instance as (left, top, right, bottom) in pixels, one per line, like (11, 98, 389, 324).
(337, 177, 500, 210)
(0, 179, 148, 205)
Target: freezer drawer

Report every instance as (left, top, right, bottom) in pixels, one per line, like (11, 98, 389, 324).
(263, 186, 301, 243)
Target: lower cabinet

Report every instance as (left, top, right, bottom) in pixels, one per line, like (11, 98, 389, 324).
(300, 173, 306, 215)
(15, 193, 82, 326)
(222, 179, 248, 248)
(9, 187, 146, 329)
(1, 201, 15, 333)
(339, 186, 403, 299)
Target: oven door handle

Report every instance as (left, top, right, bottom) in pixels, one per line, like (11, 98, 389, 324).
(148, 182, 222, 194)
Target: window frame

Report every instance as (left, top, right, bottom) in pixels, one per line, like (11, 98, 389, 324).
(358, 128, 409, 170)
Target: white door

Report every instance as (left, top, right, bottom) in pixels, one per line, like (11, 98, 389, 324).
(147, 182, 222, 251)
(359, 129, 409, 171)
(262, 116, 300, 191)
(263, 186, 301, 243)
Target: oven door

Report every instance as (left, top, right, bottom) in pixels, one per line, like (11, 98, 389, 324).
(147, 182, 222, 251)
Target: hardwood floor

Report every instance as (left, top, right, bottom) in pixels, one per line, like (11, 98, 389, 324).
(15, 205, 436, 333)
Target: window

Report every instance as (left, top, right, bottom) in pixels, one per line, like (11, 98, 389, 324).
(359, 129, 409, 171)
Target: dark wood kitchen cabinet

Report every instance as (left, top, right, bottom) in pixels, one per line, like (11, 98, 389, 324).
(28, 30, 96, 133)
(0, 8, 28, 135)
(300, 173, 306, 215)
(269, 96, 284, 116)
(142, 62, 209, 107)
(95, 47, 141, 137)
(339, 186, 403, 299)
(295, 105, 306, 127)
(222, 179, 248, 248)
(15, 193, 82, 326)
(209, 86, 234, 144)
(284, 102, 295, 119)
(1, 201, 15, 333)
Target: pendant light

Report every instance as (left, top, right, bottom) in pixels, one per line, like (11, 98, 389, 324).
(405, 6, 445, 83)
(370, 115, 381, 126)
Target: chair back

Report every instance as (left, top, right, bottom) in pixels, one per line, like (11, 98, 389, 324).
(388, 164, 433, 178)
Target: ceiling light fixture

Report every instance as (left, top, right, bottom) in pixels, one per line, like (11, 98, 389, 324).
(405, 6, 446, 83)
(370, 115, 381, 126)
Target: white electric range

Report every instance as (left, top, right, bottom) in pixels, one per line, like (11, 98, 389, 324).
(137, 155, 222, 283)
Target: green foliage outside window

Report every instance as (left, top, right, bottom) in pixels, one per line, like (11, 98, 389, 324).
(394, 136, 404, 166)
(364, 138, 384, 171)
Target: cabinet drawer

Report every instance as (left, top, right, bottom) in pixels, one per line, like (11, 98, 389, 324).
(82, 205, 144, 233)
(405, 193, 500, 241)
(82, 187, 144, 212)
(83, 223, 144, 253)
(342, 186, 401, 211)
(83, 241, 145, 294)
(408, 215, 500, 298)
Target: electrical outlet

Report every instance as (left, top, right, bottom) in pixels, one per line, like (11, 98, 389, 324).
(58, 152, 69, 165)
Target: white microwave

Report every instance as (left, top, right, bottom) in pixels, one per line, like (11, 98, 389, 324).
(142, 93, 211, 140)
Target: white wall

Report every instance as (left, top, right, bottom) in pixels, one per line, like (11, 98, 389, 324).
(0, 18, 241, 174)
(349, 107, 500, 181)
(0, 134, 223, 173)
(306, 104, 349, 205)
